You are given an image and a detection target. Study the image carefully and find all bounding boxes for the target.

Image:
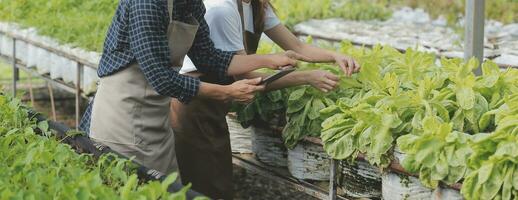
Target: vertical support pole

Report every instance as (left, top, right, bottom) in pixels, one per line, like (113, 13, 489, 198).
(464, 0, 485, 75)
(47, 83, 57, 121)
(329, 159, 337, 200)
(75, 63, 83, 130)
(12, 38, 19, 97)
(28, 73, 35, 107)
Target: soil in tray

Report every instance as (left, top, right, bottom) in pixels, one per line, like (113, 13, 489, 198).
(233, 165, 318, 200)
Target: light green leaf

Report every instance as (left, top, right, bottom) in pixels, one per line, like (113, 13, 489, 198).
(288, 87, 306, 102)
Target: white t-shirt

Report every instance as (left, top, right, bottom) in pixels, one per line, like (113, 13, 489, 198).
(180, 0, 281, 74)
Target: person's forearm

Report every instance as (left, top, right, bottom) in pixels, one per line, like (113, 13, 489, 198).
(197, 82, 230, 101)
(227, 54, 276, 76)
(197, 78, 264, 104)
(265, 25, 338, 63)
(237, 71, 309, 92)
(295, 43, 337, 63)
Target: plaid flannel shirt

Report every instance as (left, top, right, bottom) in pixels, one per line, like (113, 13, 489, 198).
(79, 0, 235, 133)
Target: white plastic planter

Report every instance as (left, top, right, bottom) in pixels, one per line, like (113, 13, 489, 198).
(339, 160, 382, 198)
(385, 147, 434, 199)
(15, 39, 28, 64)
(382, 172, 433, 200)
(287, 140, 330, 181)
(82, 66, 98, 95)
(394, 147, 406, 163)
(26, 44, 39, 68)
(226, 115, 252, 153)
(432, 187, 464, 200)
(49, 54, 63, 80)
(0, 34, 13, 57)
(251, 125, 288, 167)
(36, 48, 51, 74)
(0, 21, 101, 96)
(62, 57, 78, 84)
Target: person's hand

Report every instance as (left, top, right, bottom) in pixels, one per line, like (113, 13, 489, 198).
(333, 54, 360, 77)
(264, 50, 310, 70)
(306, 70, 339, 93)
(225, 77, 265, 104)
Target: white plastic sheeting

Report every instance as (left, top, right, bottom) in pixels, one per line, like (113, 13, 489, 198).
(227, 115, 253, 153)
(339, 160, 382, 198)
(251, 126, 288, 167)
(0, 22, 100, 95)
(388, 7, 431, 24)
(287, 141, 330, 181)
(494, 54, 518, 67)
(294, 18, 461, 53)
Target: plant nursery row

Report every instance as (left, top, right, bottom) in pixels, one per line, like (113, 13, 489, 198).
(0, 91, 201, 199)
(229, 40, 518, 200)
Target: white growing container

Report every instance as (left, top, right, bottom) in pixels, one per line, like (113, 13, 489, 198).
(394, 147, 406, 162)
(62, 57, 78, 84)
(251, 125, 288, 167)
(15, 39, 28, 64)
(382, 172, 433, 200)
(432, 187, 464, 200)
(60, 45, 77, 84)
(26, 44, 39, 68)
(226, 115, 253, 153)
(339, 160, 382, 198)
(81, 50, 100, 96)
(49, 53, 63, 80)
(0, 34, 13, 57)
(82, 66, 98, 95)
(385, 147, 434, 199)
(36, 48, 51, 74)
(287, 140, 330, 181)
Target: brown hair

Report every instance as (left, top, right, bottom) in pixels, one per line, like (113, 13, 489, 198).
(251, 0, 275, 33)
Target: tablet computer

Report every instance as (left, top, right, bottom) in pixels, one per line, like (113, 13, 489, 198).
(259, 67, 296, 85)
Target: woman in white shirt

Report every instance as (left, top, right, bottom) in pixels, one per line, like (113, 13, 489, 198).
(172, 0, 360, 199)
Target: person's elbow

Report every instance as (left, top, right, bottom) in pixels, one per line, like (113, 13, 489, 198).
(147, 74, 176, 97)
(147, 73, 198, 103)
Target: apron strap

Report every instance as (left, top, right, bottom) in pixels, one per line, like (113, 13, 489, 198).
(168, 0, 174, 23)
(236, 0, 263, 54)
(236, 0, 249, 52)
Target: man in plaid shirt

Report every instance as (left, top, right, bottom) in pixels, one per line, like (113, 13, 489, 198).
(80, 0, 299, 133)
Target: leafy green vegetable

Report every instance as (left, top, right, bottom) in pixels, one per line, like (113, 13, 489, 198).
(283, 84, 338, 149)
(0, 92, 192, 199)
(321, 44, 447, 167)
(321, 43, 515, 179)
(233, 89, 288, 128)
(397, 116, 472, 188)
(231, 42, 290, 128)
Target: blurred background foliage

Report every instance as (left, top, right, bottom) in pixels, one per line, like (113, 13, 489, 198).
(0, 0, 515, 51)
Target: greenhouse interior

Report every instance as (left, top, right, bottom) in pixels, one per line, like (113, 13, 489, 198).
(0, 0, 517, 199)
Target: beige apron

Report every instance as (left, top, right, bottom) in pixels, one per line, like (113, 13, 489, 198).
(90, 0, 199, 175)
(171, 0, 262, 199)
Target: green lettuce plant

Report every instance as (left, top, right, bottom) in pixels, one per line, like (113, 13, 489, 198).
(397, 116, 472, 188)
(0, 92, 196, 200)
(460, 94, 518, 199)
